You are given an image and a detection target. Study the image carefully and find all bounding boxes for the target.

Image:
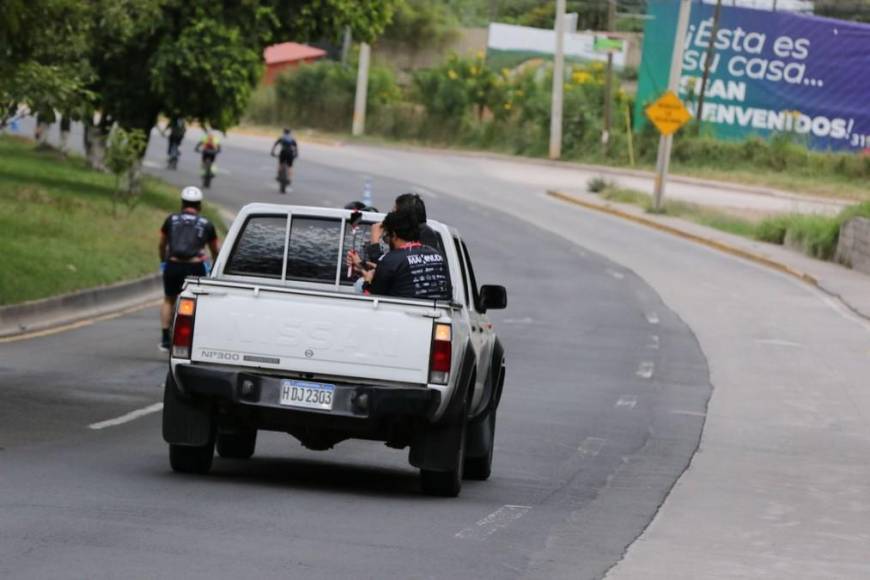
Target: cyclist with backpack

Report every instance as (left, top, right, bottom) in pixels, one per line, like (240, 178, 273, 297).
(158, 186, 220, 351)
(270, 128, 298, 193)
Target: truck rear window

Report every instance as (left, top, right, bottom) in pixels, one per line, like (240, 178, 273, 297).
(224, 213, 431, 289)
(224, 216, 287, 278)
(286, 217, 342, 283)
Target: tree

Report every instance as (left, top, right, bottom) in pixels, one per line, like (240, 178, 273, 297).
(382, 0, 460, 66)
(0, 0, 92, 129)
(815, 0, 870, 23)
(83, 0, 400, 155)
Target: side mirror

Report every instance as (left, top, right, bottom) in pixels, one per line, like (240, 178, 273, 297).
(478, 285, 507, 312)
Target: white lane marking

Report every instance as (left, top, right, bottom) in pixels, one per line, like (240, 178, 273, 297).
(636, 361, 655, 379)
(88, 403, 163, 430)
(671, 409, 706, 417)
(578, 437, 606, 457)
(142, 160, 163, 169)
(606, 268, 625, 280)
(647, 335, 660, 350)
(616, 396, 637, 409)
(755, 338, 803, 348)
(646, 312, 660, 325)
(502, 317, 534, 324)
(455, 505, 531, 540)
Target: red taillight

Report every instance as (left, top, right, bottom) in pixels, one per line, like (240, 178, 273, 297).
(172, 298, 196, 358)
(429, 323, 452, 384)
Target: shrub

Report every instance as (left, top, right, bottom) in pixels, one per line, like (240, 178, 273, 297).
(587, 176, 611, 193)
(755, 215, 791, 244)
(784, 215, 841, 259)
(250, 60, 402, 133)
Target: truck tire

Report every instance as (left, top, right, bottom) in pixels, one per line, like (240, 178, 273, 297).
(420, 407, 467, 497)
(217, 429, 257, 459)
(464, 409, 496, 481)
(169, 440, 214, 474)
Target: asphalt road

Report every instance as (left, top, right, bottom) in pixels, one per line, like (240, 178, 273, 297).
(0, 127, 712, 579)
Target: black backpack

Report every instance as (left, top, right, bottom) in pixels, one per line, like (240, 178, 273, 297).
(168, 214, 207, 259)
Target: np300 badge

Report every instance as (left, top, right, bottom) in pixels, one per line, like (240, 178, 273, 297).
(199, 349, 241, 361)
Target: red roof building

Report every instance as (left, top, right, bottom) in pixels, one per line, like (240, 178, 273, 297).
(262, 42, 327, 85)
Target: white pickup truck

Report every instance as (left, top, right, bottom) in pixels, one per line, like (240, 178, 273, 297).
(162, 203, 506, 496)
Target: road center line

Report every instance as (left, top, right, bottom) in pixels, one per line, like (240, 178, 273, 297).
(647, 335, 660, 349)
(646, 312, 660, 325)
(455, 505, 532, 540)
(606, 268, 625, 280)
(88, 402, 163, 430)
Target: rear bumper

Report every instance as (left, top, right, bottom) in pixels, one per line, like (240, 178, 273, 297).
(173, 363, 441, 426)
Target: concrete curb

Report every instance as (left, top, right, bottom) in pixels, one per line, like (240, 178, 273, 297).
(0, 274, 162, 340)
(546, 189, 820, 287)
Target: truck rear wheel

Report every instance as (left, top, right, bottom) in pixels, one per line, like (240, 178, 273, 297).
(169, 441, 214, 474)
(217, 429, 257, 459)
(420, 413, 466, 497)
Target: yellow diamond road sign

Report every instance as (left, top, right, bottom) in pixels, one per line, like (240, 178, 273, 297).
(645, 91, 692, 136)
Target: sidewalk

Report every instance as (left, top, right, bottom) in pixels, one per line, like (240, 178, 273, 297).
(546, 189, 870, 321)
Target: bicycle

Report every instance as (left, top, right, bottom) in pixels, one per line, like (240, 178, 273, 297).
(272, 152, 292, 194)
(201, 156, 216, 188)
(167, 141, 180, 170)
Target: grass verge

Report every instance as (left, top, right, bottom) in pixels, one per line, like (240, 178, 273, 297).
(0, 136, 225, 306)
(597, 185, 870, 262)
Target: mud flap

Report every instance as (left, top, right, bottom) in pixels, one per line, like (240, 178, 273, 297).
(162, 371, 213, 446)
(465, 408, 494, 459)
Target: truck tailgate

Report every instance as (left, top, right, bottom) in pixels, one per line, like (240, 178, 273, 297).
(190, 288, 436, 384)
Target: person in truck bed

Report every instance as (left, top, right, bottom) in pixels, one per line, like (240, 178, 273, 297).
(358, 206, 452, 300)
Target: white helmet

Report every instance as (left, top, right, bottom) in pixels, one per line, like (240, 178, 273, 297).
(181, 186, 203, 203)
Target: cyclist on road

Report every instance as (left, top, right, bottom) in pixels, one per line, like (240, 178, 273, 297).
(158, 186, 220, 351)
(162, 117, 186, 164)
(194, 130, 222, 187)
(270, 128, 298, 192)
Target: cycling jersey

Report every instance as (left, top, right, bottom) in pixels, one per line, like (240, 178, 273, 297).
(199, 134, 220, 152)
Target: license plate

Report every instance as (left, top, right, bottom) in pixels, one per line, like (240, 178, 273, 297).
(279, 379, 335, 411)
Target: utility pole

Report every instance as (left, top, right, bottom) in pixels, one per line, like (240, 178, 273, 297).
(652, 0, 692, 212)
(772, 0, 778, 11)
(549, 0, 566, 160)
(602, 0, 617, 151)
(341, 27, 352, 65)
(352, 42, 370, 137)
(695, 0, 722, 135)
